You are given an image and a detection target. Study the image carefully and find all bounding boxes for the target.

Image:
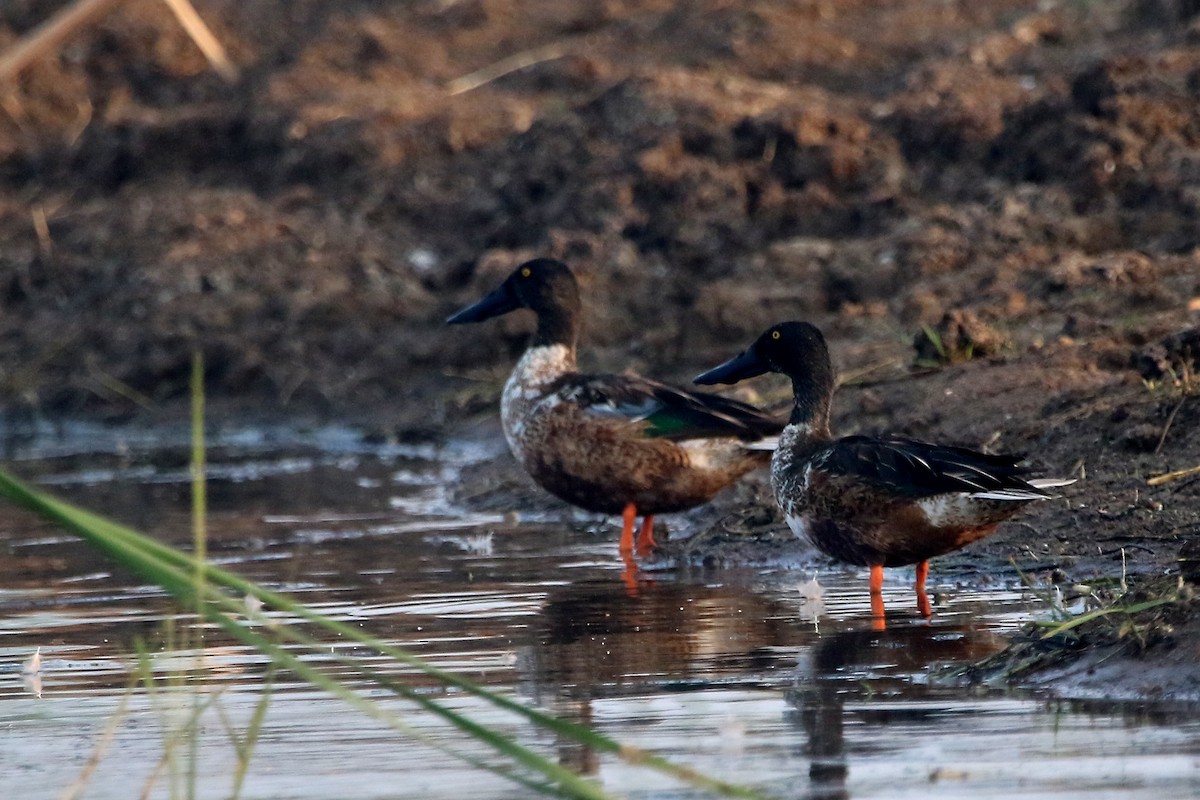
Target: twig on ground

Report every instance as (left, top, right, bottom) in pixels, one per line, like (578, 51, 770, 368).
(0, 0, 125, 84)
(0, 0, 237, 86)
(447, 43, 571, 96)
(1154, 395, 1187, 455)
(31, 206, 53, 255)
(159, 0, 238, 82)
(1148, 464, 1200, 487)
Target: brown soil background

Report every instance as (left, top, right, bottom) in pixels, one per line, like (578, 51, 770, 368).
(3, 0, 1200, 695)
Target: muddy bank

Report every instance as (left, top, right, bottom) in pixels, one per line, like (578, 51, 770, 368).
(2, 0, 1200, 699)
(958, 575, 1200, 702)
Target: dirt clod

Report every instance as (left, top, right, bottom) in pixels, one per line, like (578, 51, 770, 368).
(1134, 327, 1200, 383)
(912, 310, 1008, 365)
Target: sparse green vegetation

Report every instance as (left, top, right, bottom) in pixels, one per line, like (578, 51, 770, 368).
(0, 474, 667, 798)
(955, 573, 1191, 685)
(0, 353, 770, 800)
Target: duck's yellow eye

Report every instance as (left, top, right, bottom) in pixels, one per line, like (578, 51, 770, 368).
(771, 330, 781, 340)
(520, 267, 532, 278)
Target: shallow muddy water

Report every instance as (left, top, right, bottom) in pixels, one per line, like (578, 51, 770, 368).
(0, 420, 1198, 799)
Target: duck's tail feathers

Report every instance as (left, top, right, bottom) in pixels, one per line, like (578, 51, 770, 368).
(1027, 478, 1078, 490)
(742, 435, 779, 452)
(971, 477, 1076, 501)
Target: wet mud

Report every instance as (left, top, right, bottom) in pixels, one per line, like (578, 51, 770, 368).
(2, 0, 1200, 699)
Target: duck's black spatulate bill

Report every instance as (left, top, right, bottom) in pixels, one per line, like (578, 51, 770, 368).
(694, 348, 770, 386)
(446, 283, 521, 324)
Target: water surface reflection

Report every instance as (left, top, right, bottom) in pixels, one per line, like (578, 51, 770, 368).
(0, 421, 1197, 799)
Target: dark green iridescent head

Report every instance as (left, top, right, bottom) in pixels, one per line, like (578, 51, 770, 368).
(446, 258, 582, 347)
(694, 321, 834, 428)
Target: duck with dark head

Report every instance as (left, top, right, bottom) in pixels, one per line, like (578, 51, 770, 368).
(696, 321, 1073, 621)
(447, 259, 784, 563)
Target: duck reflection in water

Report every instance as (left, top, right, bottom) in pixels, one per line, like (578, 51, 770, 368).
(785, 621, 1005, 799)
(521, 576, 809, 774)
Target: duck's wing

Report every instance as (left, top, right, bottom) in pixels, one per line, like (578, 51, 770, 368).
(555, 372, 784, 441)
(814, 435, 1066, 499)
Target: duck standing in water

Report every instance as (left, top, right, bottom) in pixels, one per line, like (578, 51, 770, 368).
(447, 259, 783, 559)
(695, 321, 1073, 619)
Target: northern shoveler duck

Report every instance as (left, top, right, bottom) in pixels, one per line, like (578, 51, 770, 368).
(695, 321, 1073, 619)
(446, 259, 783, 559)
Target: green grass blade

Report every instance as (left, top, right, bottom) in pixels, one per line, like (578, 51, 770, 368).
(920, 324, 946, 360)
(0, 473, 596, 797)
(59, 683, 135, 800)
(200, 598, 589, 799)
(47, 497, 605, 798)
(228, 666, 272, 800)
(0, 468, 767, 798)
(188, 352, 205, 800)
(0, 469, 772, 799)
(1037, 597, 1177, 639)
(191, 351, 207, 606)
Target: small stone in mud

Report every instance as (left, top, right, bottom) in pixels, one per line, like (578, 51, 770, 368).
(912, 310, 1008, 365)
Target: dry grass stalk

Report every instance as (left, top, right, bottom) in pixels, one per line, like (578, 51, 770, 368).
(0, 0, 237, 85)
(447, 43, 570, 96)
(1148, 464, 1200, 486)
(160, 0, 238, 82)
(0, 0, 125, 84)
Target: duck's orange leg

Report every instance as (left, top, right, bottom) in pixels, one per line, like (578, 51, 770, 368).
(869, 564, 884, 594)
(869, 565, 886, 630)
(619, 503, 640, 595)
(636, 514, 657, 557)
(619, 503, 637, 555)
(915, 560, 932, 618)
